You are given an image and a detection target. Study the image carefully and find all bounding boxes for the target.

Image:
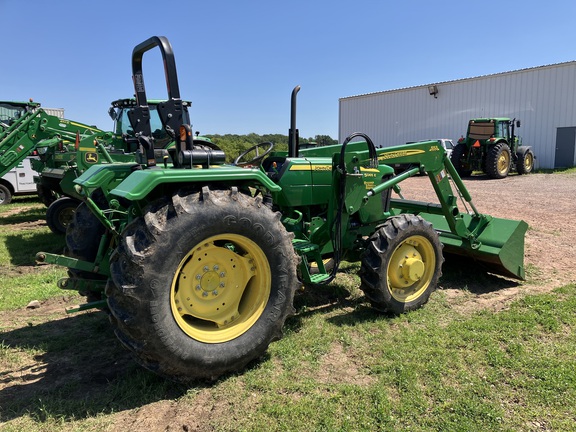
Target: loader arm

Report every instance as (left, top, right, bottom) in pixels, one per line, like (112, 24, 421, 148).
(0, 108, 102, 178)
(335, 140, 527, 280)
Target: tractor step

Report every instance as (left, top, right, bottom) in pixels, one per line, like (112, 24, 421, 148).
(292, 239, 319, 254)
(292, 239, 332, 284)
(308, 273, 331, 283)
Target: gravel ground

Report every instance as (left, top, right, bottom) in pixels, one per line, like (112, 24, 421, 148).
(398, 172, 576, 311)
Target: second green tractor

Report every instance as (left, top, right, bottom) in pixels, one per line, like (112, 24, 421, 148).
(451, 117, 535, 179)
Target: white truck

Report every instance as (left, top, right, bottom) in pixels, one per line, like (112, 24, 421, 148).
(0, 157, 39, 205)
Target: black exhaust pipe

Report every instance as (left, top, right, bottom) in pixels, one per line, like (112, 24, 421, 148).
(288, 85, 300, 158)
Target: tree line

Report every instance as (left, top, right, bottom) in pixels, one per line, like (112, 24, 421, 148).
(205, 133, 338, 162)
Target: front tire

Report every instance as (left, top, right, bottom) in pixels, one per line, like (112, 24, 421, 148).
(0, 184, 12, 205)
(66, 197, 108, 302)
(107, 187, 300, 382)
(516, 150, 534, 174)
(46, 197, 79, 234)
(359, 214, 443, 314)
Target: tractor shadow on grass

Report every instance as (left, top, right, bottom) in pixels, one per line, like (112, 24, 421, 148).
(4, 231, 66, 266)
(288, 254, 522, 331)
(0, 307, 192, 423)
(438, 253, 520, 294)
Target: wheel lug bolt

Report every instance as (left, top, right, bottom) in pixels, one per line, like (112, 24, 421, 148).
(202, 292, 208, 297)
(196, 274, 201, 280)
(213, 265, 219, 271)
(219, 282, 225, 288)
(220, 272, 226, 278)
(212, 290, 218, 296)
(196, 285, 201, 291)
(203, 266, 209, 272)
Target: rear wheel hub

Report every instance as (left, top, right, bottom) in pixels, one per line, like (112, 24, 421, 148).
(171, 234, 271, 343)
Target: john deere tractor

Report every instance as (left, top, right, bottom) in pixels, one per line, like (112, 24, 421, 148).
(37, 36, 528, 383)
(451, 118, 535, 179)
(34, 97, 194, 233)
(0, 96, 193, 233)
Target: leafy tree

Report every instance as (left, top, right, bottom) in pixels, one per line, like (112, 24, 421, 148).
(311, 135, 338, 146)
(205, 133, 336, 163)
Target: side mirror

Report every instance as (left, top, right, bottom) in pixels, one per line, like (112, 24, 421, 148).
(108, 107, 117, 121)
(516, 120, 521, 128)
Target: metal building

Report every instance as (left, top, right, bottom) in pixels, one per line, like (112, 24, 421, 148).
(339, 61, 576, 169)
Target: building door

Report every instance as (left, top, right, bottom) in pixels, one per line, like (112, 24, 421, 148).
(555, 127, 576, 168)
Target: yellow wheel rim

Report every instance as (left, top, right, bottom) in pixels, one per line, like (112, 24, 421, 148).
(170, 234, 271, 343)
(387, 235, 436, 303)
(497, 150, 510, 175)
(524, 153, 534, 171)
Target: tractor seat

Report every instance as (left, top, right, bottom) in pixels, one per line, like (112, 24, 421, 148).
(262, 156, 286, 181)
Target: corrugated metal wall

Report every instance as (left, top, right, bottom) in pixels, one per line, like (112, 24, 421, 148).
(339, 62, 576, 169)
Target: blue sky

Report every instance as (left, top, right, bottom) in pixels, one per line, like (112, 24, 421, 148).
(2, 0, 574, 139)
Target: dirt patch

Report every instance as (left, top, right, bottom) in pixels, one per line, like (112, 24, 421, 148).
(0, 204, 47, 232)
(7, 219, 47, 231)
(316, 342, 376, 386)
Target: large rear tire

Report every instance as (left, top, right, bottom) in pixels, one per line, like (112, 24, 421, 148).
(449, 143, 472, 177)
(486, 143, 511, 179)
(37, 184, 57, 207)
(359, 214, 443, 314)
(107, 187, 300, 382)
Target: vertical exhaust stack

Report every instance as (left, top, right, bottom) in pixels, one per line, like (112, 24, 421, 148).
(288, 85, 300, 158)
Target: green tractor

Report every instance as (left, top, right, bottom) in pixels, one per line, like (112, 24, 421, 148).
(34, 97, 194, 233)
(0, 96, 194, 233)
(0, 100, 41, 132)
(451, 118, 535, 179)
(37, 36, 528, 383)
(0, 100, 104, 204)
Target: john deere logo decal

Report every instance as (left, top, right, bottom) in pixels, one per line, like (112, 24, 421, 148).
(378, 149, 425, 161)
(85, 152, 98, 163)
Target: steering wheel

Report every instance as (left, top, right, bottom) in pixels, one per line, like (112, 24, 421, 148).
(233, 142, 274, 167)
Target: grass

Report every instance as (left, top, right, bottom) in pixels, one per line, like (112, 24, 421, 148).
(0, 198, 575, 431)
(0, 197, 67, 311)
(535, 166, 576, 174)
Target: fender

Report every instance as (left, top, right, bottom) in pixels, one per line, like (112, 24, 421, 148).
(515, 145, 533, 156)
(107, 165, 281, 201)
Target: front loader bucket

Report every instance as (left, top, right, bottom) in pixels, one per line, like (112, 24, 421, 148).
(423, 214, 528, 280)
